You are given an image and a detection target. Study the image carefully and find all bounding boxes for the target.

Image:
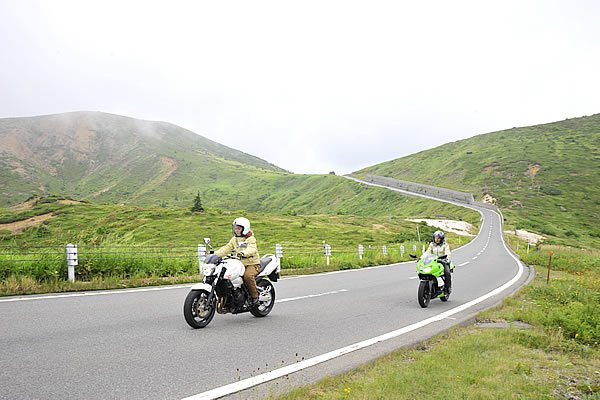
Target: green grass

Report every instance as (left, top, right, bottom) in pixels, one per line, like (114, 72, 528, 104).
(0, 198, 479, 295)
(269, 243, 600, 400)
(355, 113, 600, 249)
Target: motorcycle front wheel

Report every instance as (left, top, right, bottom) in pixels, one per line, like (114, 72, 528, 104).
(418, 280, 431, 308)
(184, 289, 216, 328)
(251, 280, 275, 317)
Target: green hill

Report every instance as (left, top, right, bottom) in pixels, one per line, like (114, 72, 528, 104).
(354, 114, 600, 248)
(0, 111, 481, 223)
(0, 111, 285, 207)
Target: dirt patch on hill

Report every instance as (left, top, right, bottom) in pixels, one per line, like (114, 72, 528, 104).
(372, 224, 386, 230)
(407, 219, 474, 237)
(157, 156, 178, 184)
(481, 194, 497, 205)
(58, 199, 83, 205)
(483, 165, 496, 174)
(525, 163, 541, 179)
(504, 229, 545, 244)
(9, 198, 38, 211)
(0, 213, 54, 234)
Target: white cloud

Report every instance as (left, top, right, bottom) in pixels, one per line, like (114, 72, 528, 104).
(1, 0, 599, 174)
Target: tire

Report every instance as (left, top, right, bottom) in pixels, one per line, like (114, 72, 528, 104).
(418, 280, 431, 308)
(183, 289, 215, 329)
(251, 280, 275, 317)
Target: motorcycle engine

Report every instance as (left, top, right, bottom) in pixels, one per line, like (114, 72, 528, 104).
(233, 288, 246, 309)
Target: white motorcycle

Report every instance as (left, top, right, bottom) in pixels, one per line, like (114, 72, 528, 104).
(183, 240, 280, 329)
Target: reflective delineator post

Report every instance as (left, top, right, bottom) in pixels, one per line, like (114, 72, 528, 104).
(382, 245, 387, 256)
(198, 244, 207, 274)
(275, 244, 283, 261)
(546, 251, 554, 284)
(324, 244, 331, 266)
(400, 245, 405, 258)
(358, 244, 364, 261)
(66, 244, 78, 283)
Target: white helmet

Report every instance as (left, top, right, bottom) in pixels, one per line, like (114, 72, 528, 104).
(232, 217, 251, 236)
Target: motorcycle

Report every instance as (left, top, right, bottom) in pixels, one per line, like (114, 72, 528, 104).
(183, 239, 281, 329)
(409, 253, 454, 308)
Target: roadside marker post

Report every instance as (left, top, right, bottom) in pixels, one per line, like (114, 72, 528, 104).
(198, 244, 207, 274)
(66, 244, 78, 282)
(546, 251, 554, 284)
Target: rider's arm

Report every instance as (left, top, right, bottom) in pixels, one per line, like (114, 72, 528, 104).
(426, 242, 434, 254)
(215, 237, 236, 258)
(444, 243, 452, 258)
(239, 236, 258, 257)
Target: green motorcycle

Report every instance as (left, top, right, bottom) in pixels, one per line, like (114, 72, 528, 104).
(410, 253, 454, 308)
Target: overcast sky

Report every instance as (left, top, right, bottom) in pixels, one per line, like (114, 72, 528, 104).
(1, 1, 599, 174)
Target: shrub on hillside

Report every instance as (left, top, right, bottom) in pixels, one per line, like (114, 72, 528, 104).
(540, 186, 562, 196)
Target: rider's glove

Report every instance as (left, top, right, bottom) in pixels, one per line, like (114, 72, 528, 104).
(236, 252, 245, 258)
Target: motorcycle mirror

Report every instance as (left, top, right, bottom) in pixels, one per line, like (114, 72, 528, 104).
(409, 254, 417, 259)
(204, 238, 211, 245)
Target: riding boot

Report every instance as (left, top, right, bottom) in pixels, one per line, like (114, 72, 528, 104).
(444, 262, 452, 294)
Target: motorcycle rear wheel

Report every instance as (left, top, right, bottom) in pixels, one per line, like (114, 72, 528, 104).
(184, 289, 215, 328)
(418, 280, 431, 308)
(251, 280, 275, 317)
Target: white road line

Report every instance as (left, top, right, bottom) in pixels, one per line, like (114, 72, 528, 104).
(409, 276, 419, 280)
(278, 289, 348, 302)
(0, 285, 190, 303)
(458, 262, 469, 266)
(182, 256, 524, 400)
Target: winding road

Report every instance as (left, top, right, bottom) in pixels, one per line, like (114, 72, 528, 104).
(0, 179, 532, 400)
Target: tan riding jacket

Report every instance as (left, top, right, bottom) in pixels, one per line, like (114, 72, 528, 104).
(215, 233, 260, 266)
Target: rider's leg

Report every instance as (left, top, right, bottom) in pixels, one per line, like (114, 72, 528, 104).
(443, 262, 452, 294)
(243, 264, 260, 305)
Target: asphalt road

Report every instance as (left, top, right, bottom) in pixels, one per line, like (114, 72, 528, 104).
(0, 202, 531, 400)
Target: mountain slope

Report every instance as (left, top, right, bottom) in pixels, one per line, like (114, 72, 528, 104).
(0, 111, 285, 207)
(0, 112, 476, 225)
(354, 114, 600, 248)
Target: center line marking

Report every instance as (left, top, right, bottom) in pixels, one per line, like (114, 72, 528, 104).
(278, 289, 348, 303)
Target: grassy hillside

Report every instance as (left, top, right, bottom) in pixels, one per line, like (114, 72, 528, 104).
(354, 114, 600, 249)
(0, 112, 483, 221)
(0, 196, 479, 291)
(0, 193, 479, 249)
(0, 111, 285, 207)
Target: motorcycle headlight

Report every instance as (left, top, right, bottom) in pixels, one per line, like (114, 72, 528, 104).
(421, 266, 432, 273)
(202, 264, 215, 276)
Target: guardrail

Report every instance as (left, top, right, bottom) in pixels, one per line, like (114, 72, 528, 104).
(362, 174, 501, 214)
(0, 240, 434, 282)
(364, 174, 476, 204)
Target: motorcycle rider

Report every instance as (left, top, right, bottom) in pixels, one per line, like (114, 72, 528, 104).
(426, 230, 453, 294)
(215, 217, 261, 307)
